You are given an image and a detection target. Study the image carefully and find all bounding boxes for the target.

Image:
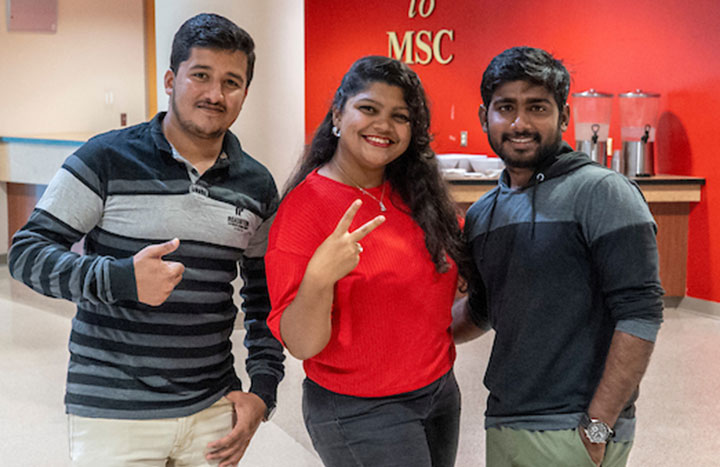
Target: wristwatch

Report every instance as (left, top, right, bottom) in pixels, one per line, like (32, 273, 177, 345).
(579, 413, 614, 444)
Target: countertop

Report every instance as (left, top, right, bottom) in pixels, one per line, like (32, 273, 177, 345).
(447, 174, 705, 204)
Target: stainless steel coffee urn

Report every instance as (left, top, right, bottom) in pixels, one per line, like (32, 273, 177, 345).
(619, 90, 660, 177)
(572, 89, 613, 166)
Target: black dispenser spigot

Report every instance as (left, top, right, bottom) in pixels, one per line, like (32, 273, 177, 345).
(641, 124, 651, 144)
(591, 123, 600, 145)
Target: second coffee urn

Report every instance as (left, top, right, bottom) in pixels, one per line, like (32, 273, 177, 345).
(619, 90, 660, 177)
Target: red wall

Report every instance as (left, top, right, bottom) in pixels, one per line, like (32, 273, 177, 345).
(306, 0, 720, 302)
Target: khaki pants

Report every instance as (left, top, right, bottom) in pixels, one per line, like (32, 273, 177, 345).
(486, 426, 633, 467)
(68, 398, 234, 467)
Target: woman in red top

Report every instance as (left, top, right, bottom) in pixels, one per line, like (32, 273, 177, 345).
(265, 56, 469, 466)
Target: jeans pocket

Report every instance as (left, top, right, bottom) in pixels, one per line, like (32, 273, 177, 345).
(302, 379, 341, 447)
(574, 429, 600, 467)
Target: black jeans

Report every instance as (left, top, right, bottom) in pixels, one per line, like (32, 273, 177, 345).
(302, 370, 461, 467)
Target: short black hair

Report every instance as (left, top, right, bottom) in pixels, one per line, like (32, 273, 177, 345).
(481, 46, 570, 111)
(170, 13, 256, 87)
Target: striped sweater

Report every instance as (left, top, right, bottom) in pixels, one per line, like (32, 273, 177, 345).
(8, 112, 284, 419)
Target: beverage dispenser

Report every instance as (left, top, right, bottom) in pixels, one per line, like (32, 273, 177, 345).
(619, 90, 660, 177)
(572, 89, 613, 166)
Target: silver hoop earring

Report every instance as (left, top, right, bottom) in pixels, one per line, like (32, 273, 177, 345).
(332, 126, 341, 138)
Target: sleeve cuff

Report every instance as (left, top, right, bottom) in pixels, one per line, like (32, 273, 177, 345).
(615, 318, 661, 343)
(107, 256, 138, 302)
(250, 373, 280, 408)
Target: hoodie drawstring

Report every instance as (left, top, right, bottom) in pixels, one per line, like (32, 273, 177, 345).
(530, 172, 545, 239)
(478, 143, 595, 257)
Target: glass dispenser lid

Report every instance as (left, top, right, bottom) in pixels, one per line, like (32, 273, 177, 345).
(572, 89, 613, 98)
(619, 89, 660, 98)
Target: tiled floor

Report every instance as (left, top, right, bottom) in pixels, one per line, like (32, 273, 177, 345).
(1, 264, 719, 466)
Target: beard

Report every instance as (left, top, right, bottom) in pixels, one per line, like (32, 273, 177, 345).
(170, 94, 226, 140)
(491, 125, 564, 170)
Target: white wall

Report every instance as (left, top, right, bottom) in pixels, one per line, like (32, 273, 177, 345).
(0, 0, 147, 135)
(154, 0, 305, 188)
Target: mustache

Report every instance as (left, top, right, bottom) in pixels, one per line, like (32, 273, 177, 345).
(196, 101, 226, 112)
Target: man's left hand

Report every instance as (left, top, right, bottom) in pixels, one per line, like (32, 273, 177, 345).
(578, 428, 606, 467)
(206, 390, 266, 467)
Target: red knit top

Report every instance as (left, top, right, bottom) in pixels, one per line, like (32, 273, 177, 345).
(265, 170, 457, 397)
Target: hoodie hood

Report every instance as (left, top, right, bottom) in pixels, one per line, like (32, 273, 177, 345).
(499, 141, 596, 190)
(480, 142, 598, 262)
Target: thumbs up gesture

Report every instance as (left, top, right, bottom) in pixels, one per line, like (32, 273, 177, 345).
(133, 238, 185, 306)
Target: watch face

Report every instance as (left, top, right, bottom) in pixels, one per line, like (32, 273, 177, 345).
(587, 421, 611, 443)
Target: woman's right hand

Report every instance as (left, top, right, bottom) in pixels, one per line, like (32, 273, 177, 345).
(305, 199, 385, 286)
(280, 199, 385, 360)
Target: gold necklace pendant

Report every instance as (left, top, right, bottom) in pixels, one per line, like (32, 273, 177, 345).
(334, 162, 388, 212)
(357, 186, 387, 212)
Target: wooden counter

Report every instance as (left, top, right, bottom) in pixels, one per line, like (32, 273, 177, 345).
(448, 174, 705, 297)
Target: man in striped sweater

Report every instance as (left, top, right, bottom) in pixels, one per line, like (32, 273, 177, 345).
(9, 13, 284, 467)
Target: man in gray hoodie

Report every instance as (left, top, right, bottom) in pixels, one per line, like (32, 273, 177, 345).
(452, 46, 664, 467)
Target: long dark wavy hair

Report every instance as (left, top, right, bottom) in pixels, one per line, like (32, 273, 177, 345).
(284, 55, 470, 278)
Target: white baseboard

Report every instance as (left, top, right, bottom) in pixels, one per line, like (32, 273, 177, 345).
(679, 296, 720, 319)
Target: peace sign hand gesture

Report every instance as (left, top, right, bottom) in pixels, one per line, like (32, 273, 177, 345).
(306, 200, 385, 286)
(279, 200, 385, 360)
